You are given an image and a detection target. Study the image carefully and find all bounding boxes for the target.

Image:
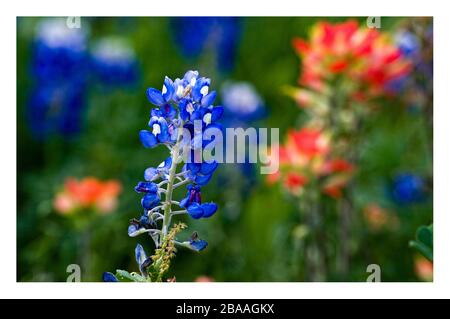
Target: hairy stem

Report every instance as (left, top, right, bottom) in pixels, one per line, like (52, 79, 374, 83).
(161, 120, 184, 245)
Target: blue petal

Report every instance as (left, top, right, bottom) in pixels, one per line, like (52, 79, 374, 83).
(201, 91, 216, 107)
(187, 162, 201, 174)
(103, 272, 119, 282)
(183, 70, 199, 84)
(162, 77, 174, 102)
(161, 104, 176, 119)
(151, 108, 162, 117)
(189, 239, 208, 251)
(144, 167, 159, 181)
(135, 244, 147, 268)
(200, 161, 218, 175)
(201, 203, 218, 218)
(192, 77, 210, 101)
(160, 156, 172, 170)
(195, 173, 212, 186)
(179, 196, 190, 208)
(187, 203, 204, 219)
(139, 130, 158, 148)
(179, 100, 190, 121)
(135, 181, 158, 193)
(146, 88, 165, 106)
(157, 123, 170, 143)
(191, 107, 206, 121)
(141, 193, 160, 209)
(211, 105, 224, 122)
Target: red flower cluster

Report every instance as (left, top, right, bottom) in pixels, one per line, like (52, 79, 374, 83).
(54, 177, 122, 215)
(292, 20, 412, 99)
(267, 128, 354, 198)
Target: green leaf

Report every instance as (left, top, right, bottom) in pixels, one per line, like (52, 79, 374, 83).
(416, 225, 433, 248)
(410, 224, 433, 261)
(409, 240, 433, 262)
(115, 270, 136, 282)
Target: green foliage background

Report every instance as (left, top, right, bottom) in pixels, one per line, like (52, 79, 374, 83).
(17, 17, 432, 281)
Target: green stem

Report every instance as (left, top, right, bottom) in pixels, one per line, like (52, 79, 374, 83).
(161, 120, 184, 245)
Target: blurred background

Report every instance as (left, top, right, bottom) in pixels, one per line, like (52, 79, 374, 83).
(17, 17, 432, 282)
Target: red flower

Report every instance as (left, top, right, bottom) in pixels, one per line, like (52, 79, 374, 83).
(292, 20, 412, 97)
(54, 177, 122, 214)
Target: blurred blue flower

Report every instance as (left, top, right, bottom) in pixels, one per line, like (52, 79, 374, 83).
(391, 173, 426, 205)
(395, 31, 421, 60)
(90, 37, 139, 86)
(32, 19, 88, 82)
(221, 81, 265, 122)
(170, 17, 242, 72)
(28, 18, 88, 139)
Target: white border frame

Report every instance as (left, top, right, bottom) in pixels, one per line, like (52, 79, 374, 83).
(3, 0, 448, 299)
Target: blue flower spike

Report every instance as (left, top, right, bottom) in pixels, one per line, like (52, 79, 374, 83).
(105, 70, 221, 281)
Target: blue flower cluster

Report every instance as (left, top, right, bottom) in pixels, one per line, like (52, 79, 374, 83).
(90, 37, 139, 86)
(29, 19, 88, 138)
(28, 19, 140, 139)
(129, 70, 222, 251)
(391, 173, 427, 205)
(170, 18, 242, 72)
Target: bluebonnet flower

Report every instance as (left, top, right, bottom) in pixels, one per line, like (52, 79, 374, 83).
(102, 272, 119, 282)
(395, 31, 421, 60)
(221, 81, 265, 122)
(104, 70, 221, 281)
(32, 19, 87, 82)
(391, 173, 427, 205)
(90, 37, 139, 86)
(134, 181, 160, 210)
(144, 157, 172, 181)
(179, 185, 218, 219)
(170, 18, 242, 72)
(183, 161, 219, 186)
(139, 116, 171, 148)
(28, 19, 88, 139)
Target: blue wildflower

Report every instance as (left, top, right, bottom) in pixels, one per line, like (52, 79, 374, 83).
(135, 181, 160, 210)
(188, 239, 208, 252)
(221, 81, 265, 122)
(90, 37, 139, 86)
(139, 116, 170, 148)
(391, 173, 427, 205)
(102, 272, 119, 282)
(105, 70, 221, 281)
(170, 17, 242, 72)
(135, 244, 152, 275)
(395, 31, 421, 60)
(179, 185, 218, 219)
(144, 157, 172, 181)
(28, 18, 88, 139)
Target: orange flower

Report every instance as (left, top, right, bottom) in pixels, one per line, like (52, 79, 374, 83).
(53, 177, 122, 215)
(414, 256, 433, 282)
(195, 276, 214, 282)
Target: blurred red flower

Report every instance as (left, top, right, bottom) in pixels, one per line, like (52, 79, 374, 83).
(54, 177, 122, 215)
(267, 128, 354, 198)
(292, 20, 412, 97)
(414, 255, 433, 282)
